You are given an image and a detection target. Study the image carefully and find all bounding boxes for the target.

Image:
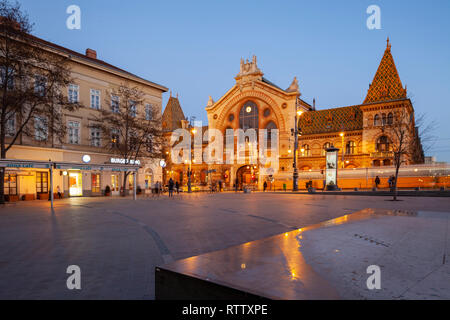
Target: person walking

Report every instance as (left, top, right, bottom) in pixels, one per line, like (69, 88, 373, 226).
(56, 186, 62, 199)
(168, 178, 174, 197)
(175, 181, 180, 194)
(263, 181, 267, 192)
(375, 176, 381, 189)
(155, 181, 160, 197)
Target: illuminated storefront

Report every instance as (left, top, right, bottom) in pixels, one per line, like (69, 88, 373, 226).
(69, 171, 83, 197)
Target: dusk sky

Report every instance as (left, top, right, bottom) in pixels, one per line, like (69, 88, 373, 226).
(18, 0, 450, 161)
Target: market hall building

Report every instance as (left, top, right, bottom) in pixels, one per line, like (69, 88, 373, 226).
(163, 40, 424, 191)
(3, 35, 167, 201)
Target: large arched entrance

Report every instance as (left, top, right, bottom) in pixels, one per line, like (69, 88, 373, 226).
(235, 165, 259, 190)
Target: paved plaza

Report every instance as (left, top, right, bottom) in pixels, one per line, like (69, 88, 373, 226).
(0, 193, 449, 299)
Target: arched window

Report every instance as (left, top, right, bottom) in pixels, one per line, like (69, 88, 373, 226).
(239, 101, 258, 130)
(346, 141, 355, 155)
(387, 112, 393, 125)
(383, 159, 391, 166)
(382, 113, 387, 126)
(322, 142, 332, 156)
(374, 114, 381, 126)
(376, 136, 390, 152)
(265, 121, 277, 139)
(302, 144, 310, 157)
(373, 160, 381, 167)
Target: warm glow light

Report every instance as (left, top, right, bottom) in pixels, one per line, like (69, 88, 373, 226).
(297, 110, 303, 116)
(63, 171, 68, 176)
(184, 160, 188, 164)
(288, 149, 292, 154)
(246, 106, 252, 113)
(191, 129, 197, 134)
(340, 132, 344, 137)
(301, 148, 305, 153)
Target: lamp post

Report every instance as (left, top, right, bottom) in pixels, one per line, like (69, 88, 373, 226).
(293, 95, 303, 191)
(187, 128, 197, 193)
(340, 132, 345, 168)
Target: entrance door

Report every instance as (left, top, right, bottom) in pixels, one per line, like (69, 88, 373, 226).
(236, 165, 258, 190)
(69, 172, 83, 197)
(111, 174, 120, 196)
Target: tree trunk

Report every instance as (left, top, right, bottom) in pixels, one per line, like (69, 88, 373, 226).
(0, 127, 6, 204)
(122, 172, 129, 197)
(393, 157, 401, 201)
(0, 167, 5, 205)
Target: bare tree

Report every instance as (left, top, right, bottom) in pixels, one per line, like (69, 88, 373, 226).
(379, 107, 428, 200)
(94, 83, 163, 195)
(0, 0, 79, 203)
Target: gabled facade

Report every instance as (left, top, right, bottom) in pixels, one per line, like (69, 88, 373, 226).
(165, 40, 423, 190)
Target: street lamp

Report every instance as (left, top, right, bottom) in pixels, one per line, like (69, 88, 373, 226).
(187, 128, 197, 193)
(340, 132, 345, 168)
(293, 95, 303, 192)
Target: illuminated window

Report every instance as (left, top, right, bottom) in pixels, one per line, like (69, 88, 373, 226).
(322, 142, 332, 156)
(239, 101, 258, 130)
(346, 141, 355, 154)
(376, 136, 390, 152)
(36, 172, 48, 193)
(302, 144, 310, 156)
(91, 174, 101, 193)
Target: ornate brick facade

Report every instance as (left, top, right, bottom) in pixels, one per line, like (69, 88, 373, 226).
(163, 40, 423, 190)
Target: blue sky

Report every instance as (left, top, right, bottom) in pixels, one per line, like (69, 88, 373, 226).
(18, 0, 450, 161)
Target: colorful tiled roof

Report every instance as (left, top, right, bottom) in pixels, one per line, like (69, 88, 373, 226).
(298, 105, 363, 135)
(364, 39, 407, 104)
(162, 96, 186, 131)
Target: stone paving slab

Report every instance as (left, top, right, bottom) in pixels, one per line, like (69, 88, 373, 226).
(157, 209, 450, 300)
(0, 193, 449, 299)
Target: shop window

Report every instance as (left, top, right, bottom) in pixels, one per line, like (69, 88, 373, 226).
(36, 172, 48, 193)
(128, 174, 134, 189)
(4, 173, 17, 195)
(92, 173, 101, 193)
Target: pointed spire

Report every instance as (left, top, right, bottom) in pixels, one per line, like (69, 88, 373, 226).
(363, 40, 406, 104)
(206, 96, 215, 107)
